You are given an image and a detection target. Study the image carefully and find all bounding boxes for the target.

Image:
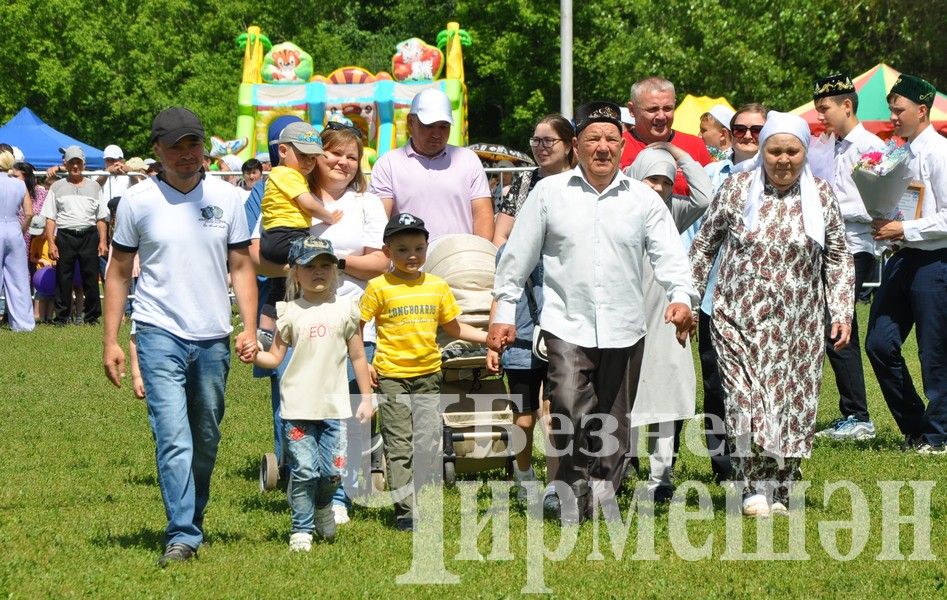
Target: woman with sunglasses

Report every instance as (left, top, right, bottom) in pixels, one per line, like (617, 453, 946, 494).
(485, 114, 573, 509)
(683, 103, 769, 486)
(492, 115, 576, 247)
(689, 112, 854, 517)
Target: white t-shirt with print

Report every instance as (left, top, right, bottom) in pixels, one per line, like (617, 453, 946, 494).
(276, 296, 361, 420)
(112, 175, 250, 340)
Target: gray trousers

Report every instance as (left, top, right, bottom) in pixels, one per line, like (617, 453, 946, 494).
(543, 332, 644, 503)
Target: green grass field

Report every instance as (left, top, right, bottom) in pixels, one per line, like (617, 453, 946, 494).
(1, 304, 944, 598)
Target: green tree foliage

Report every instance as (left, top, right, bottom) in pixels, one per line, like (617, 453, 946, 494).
(0, 0, 942, 156)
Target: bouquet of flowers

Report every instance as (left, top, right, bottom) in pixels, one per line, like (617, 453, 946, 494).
(851, 140, 913, 219)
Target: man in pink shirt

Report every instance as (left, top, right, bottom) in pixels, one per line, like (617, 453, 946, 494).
(370, 88, 494, 242)
(619, 77, 712, 196)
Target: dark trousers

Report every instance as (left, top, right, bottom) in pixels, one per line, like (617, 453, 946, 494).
(54, 228, 101, 324)
(824, 251, 876, 421)
(543, 333, 644, 501)
(698, 310, 733, 482)
(866, 248, 947, 446)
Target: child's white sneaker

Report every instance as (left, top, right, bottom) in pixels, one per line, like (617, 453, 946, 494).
(332, 503, 351, 525)
(742, 493, 770, 517)
(289, 532, 312, 552)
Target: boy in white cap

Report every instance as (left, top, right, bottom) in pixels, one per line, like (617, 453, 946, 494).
(699, 105, 735, 161)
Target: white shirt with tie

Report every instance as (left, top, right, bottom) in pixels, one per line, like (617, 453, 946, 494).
(493, 167, 698, 349)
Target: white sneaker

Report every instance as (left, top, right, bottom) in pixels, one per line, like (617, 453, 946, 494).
(332, 503, 351, 525)
(742, 493, 770, 517)
(770, 501, 789, 516)
(289, 532, 312, 552)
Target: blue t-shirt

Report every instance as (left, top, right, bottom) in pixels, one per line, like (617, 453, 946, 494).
(496, 244, 544, 370)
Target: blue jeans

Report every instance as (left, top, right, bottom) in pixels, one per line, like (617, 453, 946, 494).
(135, 324, 231, 549)
(866, 248, 947, 445)
(284, 419, 344, 533)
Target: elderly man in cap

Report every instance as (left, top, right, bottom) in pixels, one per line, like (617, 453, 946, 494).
(489, 101, 698, 523)
(370, 88, 493, 241)
(103, 107, 258, 566)
(620, 77, 712, 194)
(40, 145, 108, 325)
(867, 74, 947, 455)
(809, 74, 884, 441)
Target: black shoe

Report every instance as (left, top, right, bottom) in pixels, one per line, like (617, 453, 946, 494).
(653, 486, 675, 504)
(396, 517, 415, 532)
(158, 543, 197, 567)
(901, 434, 924, 452)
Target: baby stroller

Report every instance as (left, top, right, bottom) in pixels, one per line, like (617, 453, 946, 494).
(426, 234, 517, 485)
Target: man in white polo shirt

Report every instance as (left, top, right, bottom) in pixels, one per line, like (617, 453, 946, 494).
(41, 145, 108, 325)
(369, 88, 493, 241)
(103, 107, 259, 567)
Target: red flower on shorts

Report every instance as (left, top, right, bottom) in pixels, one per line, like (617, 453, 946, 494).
(289, 426, 305, 441)
(333, 454, 346, 469)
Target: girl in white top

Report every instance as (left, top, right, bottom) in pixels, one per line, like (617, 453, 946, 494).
(253, 235, 373, 552)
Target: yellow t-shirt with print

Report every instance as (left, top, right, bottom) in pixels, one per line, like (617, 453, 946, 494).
(261, 165, 312, 230)
(360, 272, 461, 378)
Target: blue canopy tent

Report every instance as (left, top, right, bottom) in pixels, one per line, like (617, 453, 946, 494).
(0, 107, 104, 169)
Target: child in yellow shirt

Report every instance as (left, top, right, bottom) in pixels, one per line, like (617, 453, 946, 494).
(359, 213, 486, 532)
(260, 122, 342, 319)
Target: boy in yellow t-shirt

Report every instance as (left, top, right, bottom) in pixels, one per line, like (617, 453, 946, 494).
(360, 213, 486, 532)
(260, 121, 342, 319)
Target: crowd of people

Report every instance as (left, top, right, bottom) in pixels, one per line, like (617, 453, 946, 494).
(2, 70, 944, 567)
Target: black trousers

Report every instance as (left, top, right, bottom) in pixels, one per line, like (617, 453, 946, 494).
(824, 251, 876, 422)
(698, 310, 733, 482)
(54, 227, 101, 324)
(543, 332, 644, 500)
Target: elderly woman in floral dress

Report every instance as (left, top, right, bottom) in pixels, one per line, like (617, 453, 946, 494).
(689, 112, 855, 517)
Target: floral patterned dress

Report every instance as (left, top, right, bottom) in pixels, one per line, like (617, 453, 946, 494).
(689, 171, 854, 459)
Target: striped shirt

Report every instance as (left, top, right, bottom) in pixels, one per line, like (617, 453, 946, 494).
(360, 272, 461, 377)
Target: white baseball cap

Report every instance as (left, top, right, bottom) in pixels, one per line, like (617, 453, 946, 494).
(619, 107, 635, 125)
(708, 105, 736, 131)
(409, 88, 453, 125)
(103, 144, 124, 160)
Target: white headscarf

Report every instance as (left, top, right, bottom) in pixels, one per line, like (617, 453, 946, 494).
(741, 111, 824, 248)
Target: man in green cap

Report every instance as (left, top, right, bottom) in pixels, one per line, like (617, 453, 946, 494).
(866, 74, 947, 455)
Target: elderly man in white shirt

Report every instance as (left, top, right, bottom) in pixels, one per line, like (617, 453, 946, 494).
(488, 101, 698, 523)
(867, 74, 947, 455)
(811, 74, 884, 441)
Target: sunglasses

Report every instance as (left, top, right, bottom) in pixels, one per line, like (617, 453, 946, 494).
(324, 120, 365, 140)
(732, 124, 764, 139)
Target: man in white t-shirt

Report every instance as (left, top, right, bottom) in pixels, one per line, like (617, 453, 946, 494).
(102, 107, 258, 567)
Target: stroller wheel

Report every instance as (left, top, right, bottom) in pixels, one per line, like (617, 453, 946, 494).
(259, 452, 279, 492)
(443, 460, 456, 486)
